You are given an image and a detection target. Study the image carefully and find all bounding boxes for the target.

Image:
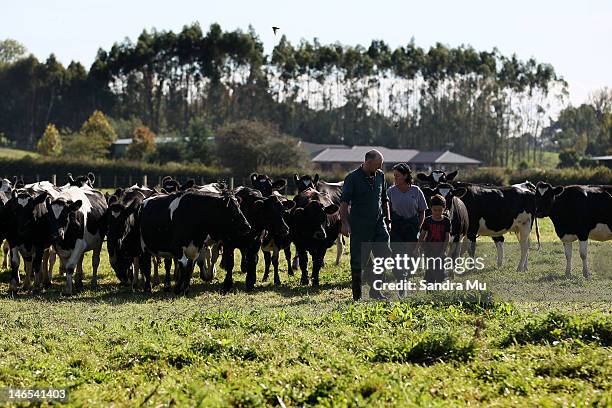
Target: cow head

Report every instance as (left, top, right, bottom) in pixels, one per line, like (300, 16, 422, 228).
(161, 176, 194, 193)
(107, 198, 140, 282)
(0, 177, 13, 194)
(421, 182, 466, 214)
(46, 197, 83, 242)
(222, 193, 252, 237)
(294, 173, 319, 193)
(250, 173, 286, 197)
(254, 195, 295, 238)
(416, 170, 458, 187)
(13, 190, 50, 238)
(534, 182, 563, 218)
(291, 191, 339, 240)
(67, 172, 95, 188)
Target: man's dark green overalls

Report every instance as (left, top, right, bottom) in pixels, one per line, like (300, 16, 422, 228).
(341, 166, 390, 300)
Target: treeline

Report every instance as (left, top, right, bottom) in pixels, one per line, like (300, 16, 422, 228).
(0, 25, 571, 166)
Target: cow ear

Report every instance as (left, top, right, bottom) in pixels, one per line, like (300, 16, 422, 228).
(250, 173, 258, 185)
(293, 174, 300, 184)
(314, 174, 320, 185)
(324, 204, 339, 215)
(68, 200, 82, 212)
(446, 170, 458, 181)
(282, 200, 296, 211)
(453, 187, 467, 198)
(67, 173, 75, 184)
(107, 194, 118, 205)
(416, 173, 429, 182)
(272, 179, 286, 191)
(253, 199, 264, 212)
(182, 179, 195, 190)
(552, 186, 564, 195)
(293, 207, 304, 217)
(87, 172, 95, 185)
(160, 188, 168, 194)
(33, 192, 48, 205)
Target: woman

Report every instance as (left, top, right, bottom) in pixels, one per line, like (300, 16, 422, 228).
(386, 163, 428, 243)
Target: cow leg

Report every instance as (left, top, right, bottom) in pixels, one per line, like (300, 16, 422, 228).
(292, 254, 299, 272)
(244, 248, 258, 291)
(138, 254, 152, 293)
(9, 247, 21, 295)
(132, 256, 141, 291)
(44, 247, 55, 287)
(297, 247, 309, 285)
(31, 247, 45, 293)
(467, 233, 477, 258)
(285, 246, 294, 276)
(517, 226, 530, 272)
(262, 250, 271, 282)
(222, 247, 235, 293)
(152, 256, 160, 287)
(311, 249, 324, 287)
(64, 242, 86, 295)
(22, 253, 33, 291)
(2, 240, 9, 269)
(564, 242, 573, 277)
(579, 240, 589, 278)
(198, 245, 209, 281)
(272, 246, 281, 286)
(163, 258, 172, 291)
(91, 245, 102, 288)
(335, 236, 343, 266)
(493, 237, 504, 268)
(75, 254, 85, 290)
(176, 253, 194, 295)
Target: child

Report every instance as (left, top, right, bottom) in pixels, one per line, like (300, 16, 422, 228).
(418, 194, 451, 283)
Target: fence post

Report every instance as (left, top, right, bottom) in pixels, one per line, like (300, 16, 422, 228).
(128, 175, 132, 186)
(113, 174, 117, 188)
(157, 175, 161, 187)
(98, 174, 102, 188)
(143, 174, 148, 187)
(230, 177, 234, 190)
(52, 174, 56, 185)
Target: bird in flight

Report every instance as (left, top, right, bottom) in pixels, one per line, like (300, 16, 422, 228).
(272, 26, 280, 35)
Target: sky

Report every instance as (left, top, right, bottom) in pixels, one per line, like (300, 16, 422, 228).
(2, 0, 610, 107)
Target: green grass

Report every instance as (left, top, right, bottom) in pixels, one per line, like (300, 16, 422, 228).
(507, 151, 559, 170)
(0, 218, 610, 406)
(0, 147, 39, 159)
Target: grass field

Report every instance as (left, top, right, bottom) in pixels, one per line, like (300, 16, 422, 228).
(0, 147, 39, 159)
(0, 218, 610, 406)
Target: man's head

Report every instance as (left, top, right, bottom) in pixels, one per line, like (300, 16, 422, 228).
(430, 194, 446, 218)
(362, 149, 383, 175)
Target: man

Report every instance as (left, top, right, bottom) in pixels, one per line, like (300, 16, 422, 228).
(340, 149, 391, 300)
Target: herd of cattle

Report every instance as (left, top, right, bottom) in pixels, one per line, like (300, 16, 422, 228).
(1, 169, 611, 296)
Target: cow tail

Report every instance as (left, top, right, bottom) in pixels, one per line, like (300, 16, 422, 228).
(534, 214, 541, 250)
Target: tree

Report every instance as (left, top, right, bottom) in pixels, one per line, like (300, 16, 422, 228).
(126, 126, 156, 160)
(78, 110, 117, 157)
(216, 120, 305, 175)
(37, 123, 62, 156)
(184, 116, 212, 163)
(0, 39, 27, 65)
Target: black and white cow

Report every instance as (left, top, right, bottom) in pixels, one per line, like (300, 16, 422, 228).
(421, 182, 469, 258)
(416, 170, 458, 188)
(294, 173, 346, 266)
(45, 186, 108, 295)
(4, 181, 61, 294)
(289, 188, 340, 286)
(106, 185, 156, 288)
(139, 190, 251, 294)
(67, 172, 95, 188)
(535, 182, 612, 277)
(220, 186, 293, 291)
(454, 181, 539, 272)
(0, 177, 16, 269)
(250, 173, 296, 284)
